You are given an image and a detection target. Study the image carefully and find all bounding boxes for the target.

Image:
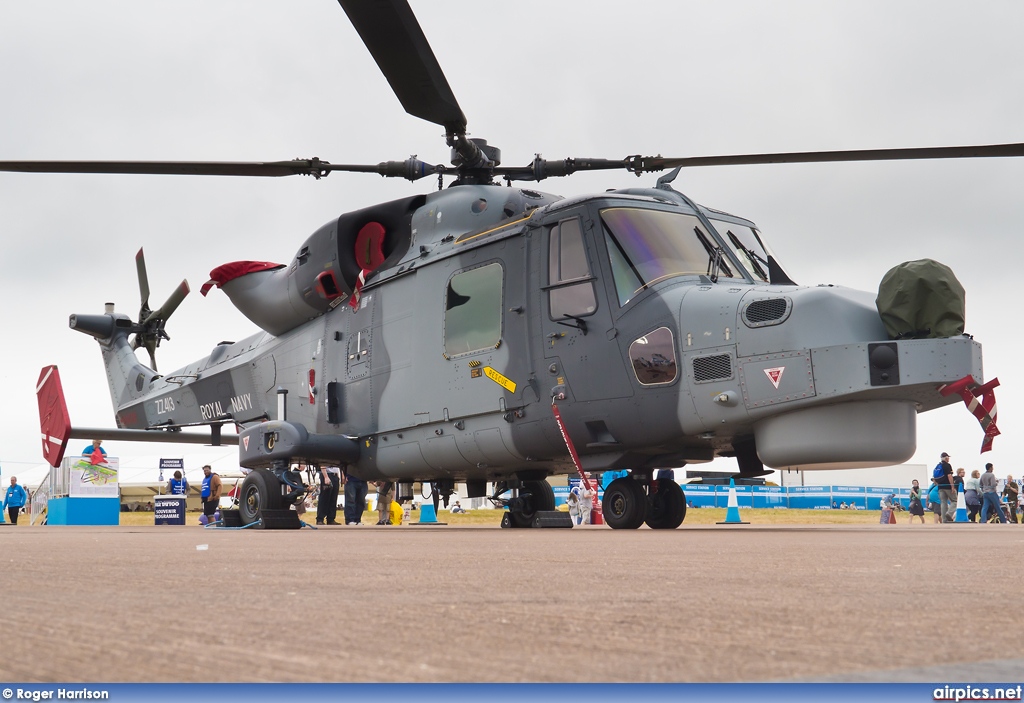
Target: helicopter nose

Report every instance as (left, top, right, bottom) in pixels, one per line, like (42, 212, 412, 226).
(736, 285, 887, 356)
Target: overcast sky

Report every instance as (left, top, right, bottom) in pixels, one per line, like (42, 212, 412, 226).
(1, 0, 1020, 486)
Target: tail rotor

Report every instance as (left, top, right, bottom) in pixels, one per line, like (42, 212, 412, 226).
(130, 248, 189, 372)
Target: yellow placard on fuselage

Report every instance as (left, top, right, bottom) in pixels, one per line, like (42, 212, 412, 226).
(483, 367, 516, 394)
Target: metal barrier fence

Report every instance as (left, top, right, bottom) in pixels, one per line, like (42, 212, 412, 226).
(553, 483, 913, 510)
(30, 468, 50, 525)
(49, 458, 70, 498)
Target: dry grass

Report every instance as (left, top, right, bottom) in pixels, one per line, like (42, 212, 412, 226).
(110, 505, 896, 527)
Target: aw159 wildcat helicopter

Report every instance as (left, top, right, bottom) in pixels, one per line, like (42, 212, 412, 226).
(15, 0, 1011, 529)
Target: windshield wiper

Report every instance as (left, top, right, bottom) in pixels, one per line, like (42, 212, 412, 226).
(694, 226, 731, 282)
(727, 230, 769, 281)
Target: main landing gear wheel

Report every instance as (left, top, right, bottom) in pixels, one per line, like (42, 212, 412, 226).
(602, 477, 647, 530)
(238, 468, 285, 527)
(508, 480, 555, 528)
(645, 480, 686, 529)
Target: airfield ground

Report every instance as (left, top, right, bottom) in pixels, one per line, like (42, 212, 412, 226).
(2, 515, 1022, 683)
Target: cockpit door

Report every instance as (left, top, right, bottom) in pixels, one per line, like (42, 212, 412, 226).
(539, 212, 633, 402)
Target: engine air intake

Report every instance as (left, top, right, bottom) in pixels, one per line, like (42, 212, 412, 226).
(742, 297, 791, 327)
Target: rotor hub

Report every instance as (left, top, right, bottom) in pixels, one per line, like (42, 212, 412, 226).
(450, 138, 500, 169)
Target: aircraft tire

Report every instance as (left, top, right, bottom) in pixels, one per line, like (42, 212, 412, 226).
(237, 468, 285, 527)
(509, 479, 555, 528)
(602, 477, 646, 529)
(645, 480, 686, 529)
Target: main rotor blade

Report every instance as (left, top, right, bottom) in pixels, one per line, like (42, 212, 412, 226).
(0, 158, 444, 180)
(643, 142, 1024, 170)
(495, 143, 1024, 182)
(337, 0, 467, 134)
(135, 248, 151, 310)
(0, 159, 333, 177)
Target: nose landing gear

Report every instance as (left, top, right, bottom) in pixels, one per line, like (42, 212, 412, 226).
(492, 479, 557, 528)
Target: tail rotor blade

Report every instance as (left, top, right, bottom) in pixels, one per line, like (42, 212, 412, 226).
(144, 280, 190, 326)
(135, 248, 151, 311)
(145, 340, 159, 373)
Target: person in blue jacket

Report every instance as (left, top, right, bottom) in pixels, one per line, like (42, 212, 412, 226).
(166, 470, 188, 495)
(4, 476, 29, 525)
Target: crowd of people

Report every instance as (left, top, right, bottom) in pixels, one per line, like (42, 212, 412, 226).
(913, 452, 1021, 524)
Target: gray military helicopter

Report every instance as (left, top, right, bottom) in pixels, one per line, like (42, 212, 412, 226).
(19, 0, 1011, 529)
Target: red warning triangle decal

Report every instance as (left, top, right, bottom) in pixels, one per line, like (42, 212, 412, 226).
(764, 366, 785, 390)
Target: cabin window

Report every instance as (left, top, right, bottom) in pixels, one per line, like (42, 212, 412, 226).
(628, 327, 678, 386)
(548, 218, 596, 319)
(444, 262, 503, 356)
(602, 208, 743, 306)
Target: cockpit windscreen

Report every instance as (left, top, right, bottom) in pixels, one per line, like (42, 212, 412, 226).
(601, 208, 742, 306)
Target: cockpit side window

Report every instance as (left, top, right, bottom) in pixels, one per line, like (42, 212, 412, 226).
(601, 207, 742, 307)
(548, 218, 597, 319)
(628, 327, 678, 386)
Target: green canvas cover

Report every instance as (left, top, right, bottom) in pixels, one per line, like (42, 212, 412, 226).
(875, 259, 966, 339)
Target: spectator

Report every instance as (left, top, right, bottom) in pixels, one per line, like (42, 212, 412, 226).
(451, 501, 467, 514)
(1002, 475, 1019, 524)
(908, 480, 925, 524)
(316, 465, 341, 526)
(199, 465, 222, 525)
(578, 481, 595, 525)
(964, 470, 983, 523)
(880, 493, 895, 524)
(344, 469, 368, 525)
(81, 439, 107, 456)
(3, 476, 29, 525)
(953, 468, 966, 504)
(933, 452, 956, 523)
(374, 481, 394, 525)
(980, 463, 1008, 524)
(566, 485, 581, 524)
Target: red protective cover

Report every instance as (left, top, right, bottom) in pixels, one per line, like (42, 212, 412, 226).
(200, 261, 284, 296)
(354, 222, 387, 271)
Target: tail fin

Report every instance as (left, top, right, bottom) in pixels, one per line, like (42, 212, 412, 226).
(69, 309, 160, 424)
(36, 365, 72, 467)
